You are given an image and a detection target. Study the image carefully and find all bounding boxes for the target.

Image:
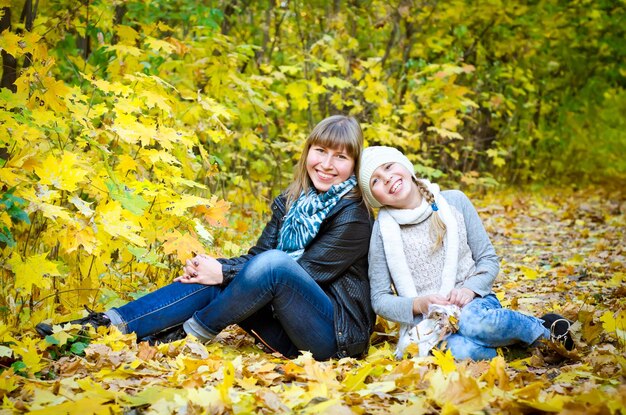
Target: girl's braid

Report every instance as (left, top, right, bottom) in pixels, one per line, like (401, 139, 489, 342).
(414, 178, 436, 206)
(413, 177, 447, 250)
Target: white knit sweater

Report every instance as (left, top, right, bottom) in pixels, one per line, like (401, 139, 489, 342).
(400, 207, 476, 297)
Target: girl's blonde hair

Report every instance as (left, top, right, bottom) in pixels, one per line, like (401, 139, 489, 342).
(285, 115, 364, 207)
(413, 177, 447, 250)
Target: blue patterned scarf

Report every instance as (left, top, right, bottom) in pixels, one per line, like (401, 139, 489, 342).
(277, 175, 357, 259)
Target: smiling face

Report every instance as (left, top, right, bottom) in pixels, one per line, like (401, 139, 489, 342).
(370, 162, 422, 209)
(305, 145, 355, 192)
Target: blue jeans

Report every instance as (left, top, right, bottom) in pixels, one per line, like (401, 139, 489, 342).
(443, 294, 549, 360)
(107, 250, 338, 360)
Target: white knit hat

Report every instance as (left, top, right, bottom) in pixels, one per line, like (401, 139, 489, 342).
(358, 146, 415, 208)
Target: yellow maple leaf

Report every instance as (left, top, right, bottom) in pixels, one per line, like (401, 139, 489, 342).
(217, 360, 235, 406)
(363, 78, 387, 104)
(0, 168, 24, 188)
(29, 107, 58, 126)
(322, 76, 352, 90)
(40, 76, 70, 112)
(516, 395, 568, 412)
(234, 219, 249, 233)
(141, 90, 172, 112)
(34, 152, 88, 192)
(47, 330, 75, 347)
(116, 154, 139, 174)
(0, 30, 23, 56)
(163, 194, 213, 217)
(96, 201, 146, 246)
(107, 43, 143, 57)
(70, 195, 95, 218)
(58, 221, 99, 254)
(600, 310, 626, 344)
(431, 349, 456, 374)
(0, 368, 19, 396)
(86, 76, 133, 96)
(144, 36, 176, 53)
(519, 265, 539, 280)
(0, 211, 11, 227)
(285, 81, 309, 111)
(7, 252, 60, 291)
(161, 229, 205, 262)
(10, 336, 47, 375)
(116, 24, 139, 45)
(480, 356, 510, 390)
(29, 201, 73, 222)
(429, 370, 484, 414)
(28, 396, 115, 415)
(194, 197, 231, 227)
(342, 363, 373, 392)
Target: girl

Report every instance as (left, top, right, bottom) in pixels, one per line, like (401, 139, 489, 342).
(358, 146, 573, 360)
(37, 115, 375, 360)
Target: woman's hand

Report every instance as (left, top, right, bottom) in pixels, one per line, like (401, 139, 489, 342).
(174, 254, 224, 285)
(412, 294, 451, 316)
(447, 288, 476, 307)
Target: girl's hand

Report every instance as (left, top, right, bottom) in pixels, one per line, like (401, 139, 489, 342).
(412, 294, 450, 316)
(448, 288, 476, 307)
(174, 254, 223, 285)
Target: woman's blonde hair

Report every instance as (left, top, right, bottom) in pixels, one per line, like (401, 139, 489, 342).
(285, 115, 363, 207)
(413, 177, 447, 250)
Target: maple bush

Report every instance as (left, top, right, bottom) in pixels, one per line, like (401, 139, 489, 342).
(0, 0, 490, 319)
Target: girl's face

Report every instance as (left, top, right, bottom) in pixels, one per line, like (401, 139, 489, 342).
(370, 162, 421, 209)
(306, 145, 355, 192)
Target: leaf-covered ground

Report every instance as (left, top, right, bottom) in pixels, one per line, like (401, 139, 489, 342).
(1, 187, 624, 414)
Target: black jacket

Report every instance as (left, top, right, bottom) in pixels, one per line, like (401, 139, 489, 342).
(217, 194, 375, 358)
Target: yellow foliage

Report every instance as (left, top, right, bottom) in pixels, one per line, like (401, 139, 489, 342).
(7, 252, 61, 291)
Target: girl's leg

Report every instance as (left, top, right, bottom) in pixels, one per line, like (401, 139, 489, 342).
(185, 250, 338, 360)
(457, 294, 549, 347)
(107, 282, 222, 339)
(444, 334, 498, 361)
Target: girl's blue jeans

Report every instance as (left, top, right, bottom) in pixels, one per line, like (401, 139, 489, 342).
(444, 294, 549, 360)
(106, 250, 338, 360)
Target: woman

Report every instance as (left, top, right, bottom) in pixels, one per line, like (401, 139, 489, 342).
(357, 146, 574, 360)
(37, 115, 375, 360)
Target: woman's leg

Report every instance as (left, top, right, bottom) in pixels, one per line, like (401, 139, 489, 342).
(107, 282, 222, 339)
(185, 250, 338, 360)
(238, 305, 301, 358)
(457, 294, 549, 347)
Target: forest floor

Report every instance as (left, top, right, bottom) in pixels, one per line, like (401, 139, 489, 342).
(1, 187, 625, 414)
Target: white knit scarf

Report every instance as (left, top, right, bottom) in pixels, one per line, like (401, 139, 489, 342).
(377, 179, 461, 358)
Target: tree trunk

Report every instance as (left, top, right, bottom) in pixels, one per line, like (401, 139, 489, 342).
(0, 7, 17, 92)
(20, 0, 37, 69)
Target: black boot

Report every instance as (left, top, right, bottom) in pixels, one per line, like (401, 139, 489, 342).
(541, 313, 574, 351)
(36, 306, 111, 337)
(142, 325, 187, 345)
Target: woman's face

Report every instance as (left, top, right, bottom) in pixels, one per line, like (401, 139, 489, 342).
(370, 162, 421, 209)
(306, 145, 355, 192)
